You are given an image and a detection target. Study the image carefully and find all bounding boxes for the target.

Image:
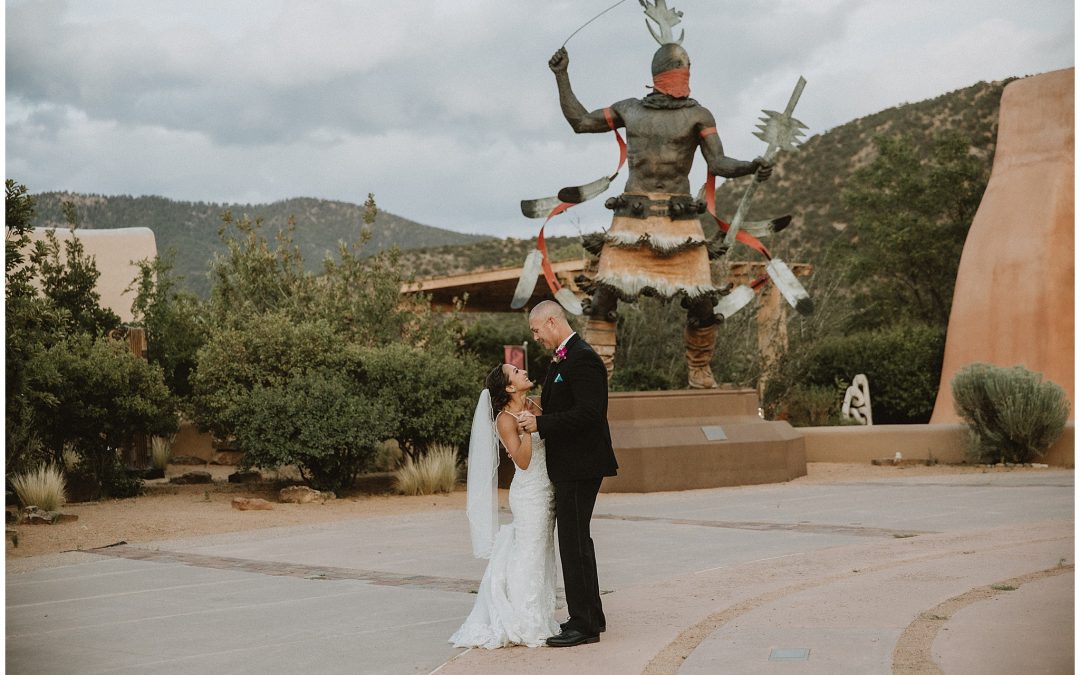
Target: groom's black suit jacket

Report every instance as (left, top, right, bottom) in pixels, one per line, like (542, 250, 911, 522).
(536, 334, 618, 483)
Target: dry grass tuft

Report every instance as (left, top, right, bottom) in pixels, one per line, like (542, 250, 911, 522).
(11, 464, 67, 511)
(150, 436, 174, 470)
(393, 444, 460, 496)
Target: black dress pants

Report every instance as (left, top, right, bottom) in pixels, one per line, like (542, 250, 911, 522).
(554, 477, 605, 635)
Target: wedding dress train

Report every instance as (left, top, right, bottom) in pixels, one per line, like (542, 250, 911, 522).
(450, 433, 560, 649)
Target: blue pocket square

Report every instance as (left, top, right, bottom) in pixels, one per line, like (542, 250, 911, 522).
(554, 373, 564, 383)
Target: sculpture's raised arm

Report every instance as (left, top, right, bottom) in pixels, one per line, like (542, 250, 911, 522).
(550, 47, 619, 134)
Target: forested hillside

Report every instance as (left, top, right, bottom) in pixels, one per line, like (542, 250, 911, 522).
(29, 195, 490, 296)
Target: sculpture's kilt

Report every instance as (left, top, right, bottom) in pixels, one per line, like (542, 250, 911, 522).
(594, 192, 715, 301)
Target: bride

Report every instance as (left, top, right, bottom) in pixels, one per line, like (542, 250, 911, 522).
(450, 363, 560, 649)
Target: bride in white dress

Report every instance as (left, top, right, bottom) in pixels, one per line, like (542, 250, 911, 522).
(450, 363, 560, 649)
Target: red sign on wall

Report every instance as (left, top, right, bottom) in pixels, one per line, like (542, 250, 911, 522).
(504, 344, 527, 374)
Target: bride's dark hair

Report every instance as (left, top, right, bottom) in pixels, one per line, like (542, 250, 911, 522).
(485, 364, 511, 414)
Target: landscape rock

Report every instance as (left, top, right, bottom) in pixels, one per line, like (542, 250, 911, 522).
(231, 497, 273, 511)
(169, 471, 213, 485)
(278, 485, 335, 504)
(228, 470, 262, 484)
(19, 507, 79, 525)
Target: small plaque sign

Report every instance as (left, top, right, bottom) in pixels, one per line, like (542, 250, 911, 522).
(769, 648, 810, 661)
(701, 425, 727, 441)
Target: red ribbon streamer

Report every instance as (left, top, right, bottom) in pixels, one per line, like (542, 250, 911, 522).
(536, 108, 627, 296)
(703, 172, 772, 260)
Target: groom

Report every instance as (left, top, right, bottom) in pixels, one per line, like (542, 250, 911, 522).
(518, 300, 619, 647)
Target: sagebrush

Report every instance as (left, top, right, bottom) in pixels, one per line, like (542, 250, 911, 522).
(952, 363, 1070, 464)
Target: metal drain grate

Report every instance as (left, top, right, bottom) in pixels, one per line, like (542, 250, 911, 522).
(769, 648, 811, 661)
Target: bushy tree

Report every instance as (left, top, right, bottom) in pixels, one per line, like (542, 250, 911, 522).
(7, 182, 169, 490)
(31, 227, 122, 337)
(26, 334, 178, 497)
(840, 131, 988, 329)
(128, 251, 206, 405)
(191, 203, 482, 489)
(191, 313, 339, 440)
(234, 369, 397, 494)
(362, 343, 480, 462)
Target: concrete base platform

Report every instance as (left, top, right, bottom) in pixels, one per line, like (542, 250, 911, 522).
(601, 389, 806, 493)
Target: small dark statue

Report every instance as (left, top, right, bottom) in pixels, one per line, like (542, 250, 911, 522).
(547, 2, 772, 389)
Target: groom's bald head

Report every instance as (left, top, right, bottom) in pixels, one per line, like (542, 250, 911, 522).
(529, 301, 573, 350)
(529, 300, 565, 323)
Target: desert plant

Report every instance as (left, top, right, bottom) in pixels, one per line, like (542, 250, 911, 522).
(150, 436, 174, 471)
(10, 463, 67, 511)
(952, 363, 1070, 464)
(61, 445, 81, 471)
(393, 444, 460, 496)
(782, 384, 842, 427)
(233, 369, 397, 495)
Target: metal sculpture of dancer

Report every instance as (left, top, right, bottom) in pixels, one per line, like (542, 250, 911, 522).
(545, 1, 772, 388)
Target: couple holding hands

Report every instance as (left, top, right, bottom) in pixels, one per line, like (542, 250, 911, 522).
(450, 301, 619, 649)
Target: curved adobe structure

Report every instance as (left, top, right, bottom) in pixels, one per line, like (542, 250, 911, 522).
(930, 68, 1075, 423)
(27, 227, 157, 324)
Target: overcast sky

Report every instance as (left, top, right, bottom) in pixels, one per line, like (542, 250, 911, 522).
(6, 0, 1074, 238)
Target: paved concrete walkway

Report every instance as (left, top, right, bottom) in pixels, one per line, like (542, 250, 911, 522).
(7, 469, 1073, 674)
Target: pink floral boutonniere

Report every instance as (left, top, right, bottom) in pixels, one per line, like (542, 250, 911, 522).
(552, 346, 568, 363)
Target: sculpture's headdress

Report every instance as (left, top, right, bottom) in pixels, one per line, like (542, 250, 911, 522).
(641, 1, 690, 98)
(640, 0, 684, 46)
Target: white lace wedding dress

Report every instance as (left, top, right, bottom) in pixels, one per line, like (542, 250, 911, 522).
(450, 432, 560, 649)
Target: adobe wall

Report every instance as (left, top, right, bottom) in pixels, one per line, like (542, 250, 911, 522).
(931, 68, 1075, 423)
(800, 421, 1074, 468)
(26, 227, 157, 324)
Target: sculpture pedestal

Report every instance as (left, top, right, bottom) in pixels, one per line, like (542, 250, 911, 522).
(601, 389, 806, 493)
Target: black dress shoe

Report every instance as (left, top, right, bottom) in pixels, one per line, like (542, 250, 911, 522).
(546, 628, 599, 647)
(560, 620, 606, 633)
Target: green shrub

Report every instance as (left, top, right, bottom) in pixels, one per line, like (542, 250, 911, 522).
(610, 364, 676, 392)
(394, 444, 460, 495)
(10, 464, 66, 511)
(770, 323, 945, 424)
(783, 384, 842, 427)
(233, 369, 398, 495)
(952, 363, 1070, 464)
(129, 252, 205, 406)
(361, 343, 481, 463)
(191, 313, 340, 440)
(26, 334, 178, 497)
